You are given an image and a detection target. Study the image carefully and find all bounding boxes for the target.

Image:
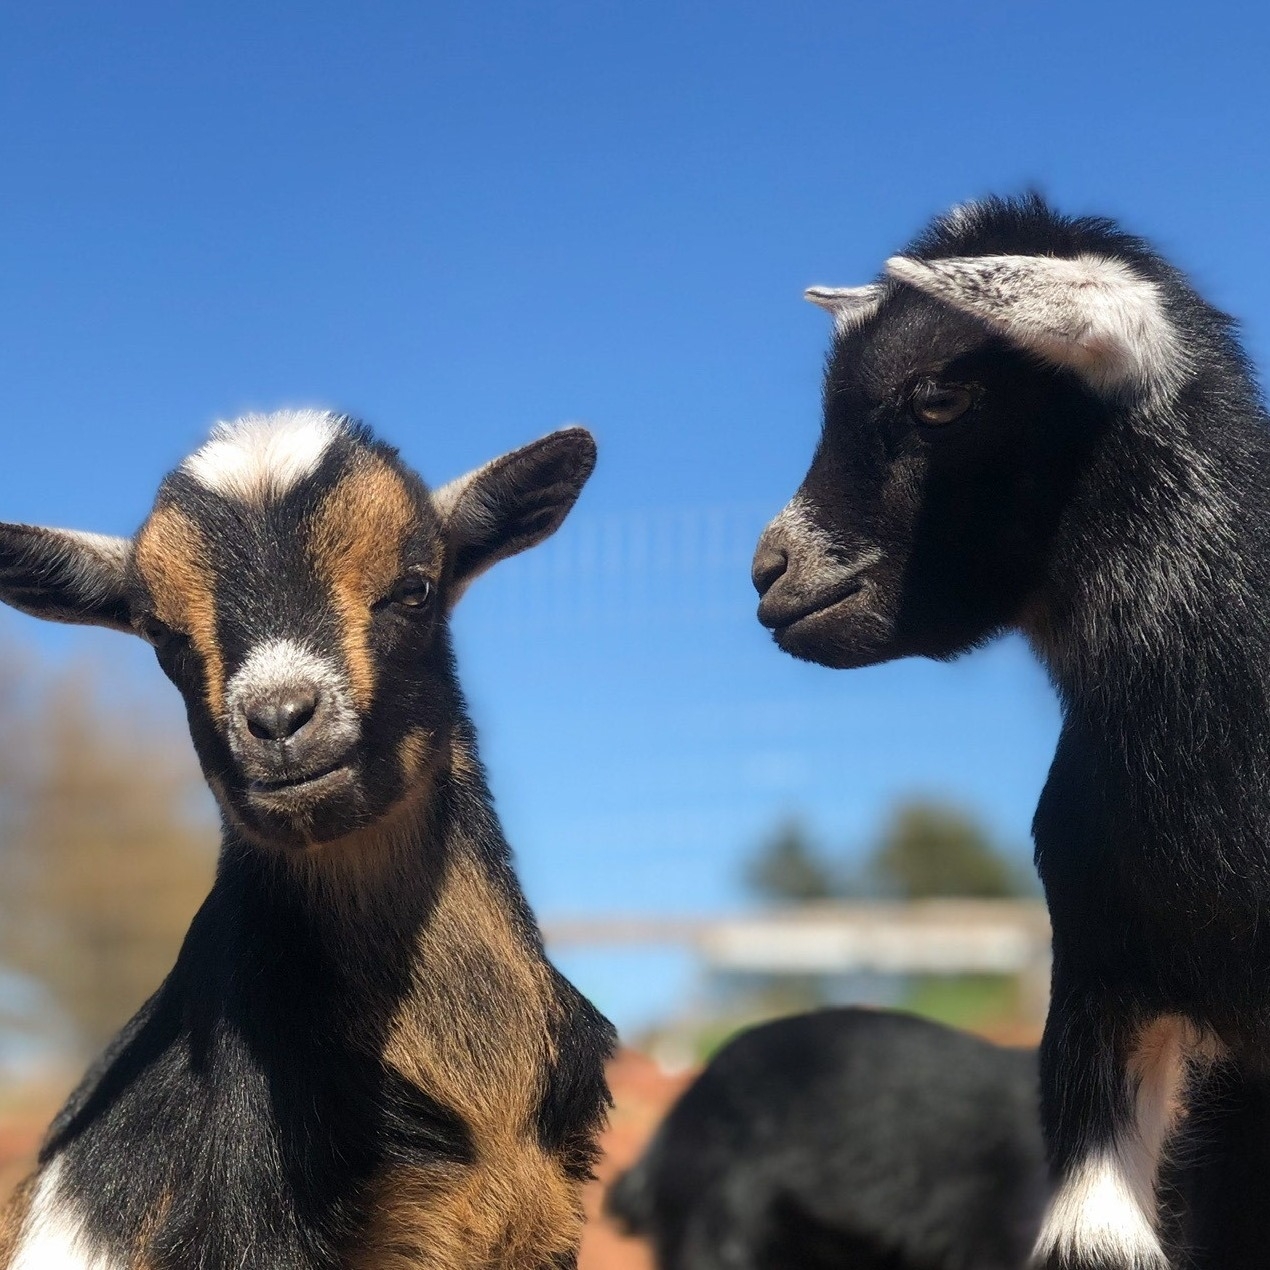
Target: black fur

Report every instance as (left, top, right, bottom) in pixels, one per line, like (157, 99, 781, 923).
(754, 196, 1270, 1269)
(38, 751, 612, 1269)
(607, 1009, 1046, 1270)
(0, 416, 614, 1268)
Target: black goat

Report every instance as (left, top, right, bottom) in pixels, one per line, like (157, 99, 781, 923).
(753, 195, 1270, 1269)
(0, 411, 614, 1269)
(607, 1009, 1047, 1270)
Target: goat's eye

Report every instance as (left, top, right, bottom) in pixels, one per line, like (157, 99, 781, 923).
(138, 616, 178, 648)
(388, 575, 434, 609)
(911, 382, 974, 426)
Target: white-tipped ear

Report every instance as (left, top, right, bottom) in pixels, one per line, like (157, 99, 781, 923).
(0, 525, 134, 632)
(434, 427, 597, 606)
(804, 284, 884, 334)
(884, 253, 1182, 397)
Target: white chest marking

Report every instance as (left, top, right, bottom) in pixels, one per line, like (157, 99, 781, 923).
(9, 1162, 125, 1270)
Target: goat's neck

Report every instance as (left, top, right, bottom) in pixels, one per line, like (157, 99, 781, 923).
(1031, 405, 1270, 709)
(1026, 412, 1270, 870)
(191, 750, 543, 1048)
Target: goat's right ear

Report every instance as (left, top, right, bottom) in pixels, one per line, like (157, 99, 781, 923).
(433, 427, 597, 605)
(804, 284, 885, 334)
(0, 524, 135, 632)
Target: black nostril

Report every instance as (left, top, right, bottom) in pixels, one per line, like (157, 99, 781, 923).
(245, 692, 319, 742)
(752, 543, 790, 596)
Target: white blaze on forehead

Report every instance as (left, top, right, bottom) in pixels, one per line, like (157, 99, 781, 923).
(10, 1160, 125, 1270)
(182, 409, 345, 503)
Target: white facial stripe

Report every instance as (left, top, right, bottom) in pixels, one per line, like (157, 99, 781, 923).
(803, 283, 884, 334)
(183, 409, 344, 504)
(884, 252, 1184, 400)
(771, 497, 836, 556)
(10, 1161, 124, 1270)
(771, 497, 881, 583)
(225, 638, 360, 750)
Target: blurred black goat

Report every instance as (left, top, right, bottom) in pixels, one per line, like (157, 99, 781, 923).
(607, 1009, 1046, 1270)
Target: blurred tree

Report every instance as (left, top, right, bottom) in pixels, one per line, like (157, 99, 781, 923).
(869, 800, 1023, 899)
(0, 652, 215, 1059)
(745, 818, 840, 904)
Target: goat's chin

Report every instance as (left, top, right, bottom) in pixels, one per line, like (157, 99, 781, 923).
(225, 777, 373, 852)
(771, 611, 897, 670)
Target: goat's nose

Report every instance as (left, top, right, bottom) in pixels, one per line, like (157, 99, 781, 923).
(243, 691, 319, 742)
(752, 540, 790, 597)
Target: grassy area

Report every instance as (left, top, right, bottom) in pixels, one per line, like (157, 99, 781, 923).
(901, 974, 1020, 1033)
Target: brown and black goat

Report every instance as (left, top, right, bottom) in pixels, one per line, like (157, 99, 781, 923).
(0, 410, 614, 1270)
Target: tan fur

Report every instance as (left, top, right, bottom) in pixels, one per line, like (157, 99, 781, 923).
(350, 1155, 582, 1270)
(309, 457, 421, 709)
(134, 504, 226, 718)
(1127, 1014, 1222, 1133)
(280, 733, 448, 897)
(447, 732, 481, 785)
(0, 1171, 37, 1266)
(128, 1189, 172, 1270)
(348, 849, 580, 1270)
(397, 728, 433, 786)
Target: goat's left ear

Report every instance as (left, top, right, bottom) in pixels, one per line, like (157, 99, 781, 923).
(885, 253, 1181, 398)
(0, 524, 135, 632)
(434, 427, 597, 602)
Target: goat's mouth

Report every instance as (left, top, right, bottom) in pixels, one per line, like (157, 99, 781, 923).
(247, 761, 356, 804)
(759, 575, 869, 638)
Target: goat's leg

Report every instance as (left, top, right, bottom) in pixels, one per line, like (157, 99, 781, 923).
(1032, 993, 1196, 1270)
(1161, 1057, 1270, 1270)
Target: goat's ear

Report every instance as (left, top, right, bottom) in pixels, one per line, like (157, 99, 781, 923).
(434, 427, 597, 603)
(0, 524, 135, 632)
(885, 253, 1180, 397)
(804, 284, 884, 334)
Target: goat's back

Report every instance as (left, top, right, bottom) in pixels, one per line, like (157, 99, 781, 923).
(608, 1007, 1046, 1270)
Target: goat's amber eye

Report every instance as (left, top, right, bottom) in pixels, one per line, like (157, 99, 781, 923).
(911, 382, 974, 426)
(138, 615, 175, 646)
(389, 575, 434, 609)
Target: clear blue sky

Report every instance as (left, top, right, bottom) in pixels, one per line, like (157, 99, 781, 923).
(4, 1, 1269, 1033)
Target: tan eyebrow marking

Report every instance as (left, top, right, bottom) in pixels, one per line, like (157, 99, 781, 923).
(134, 504, 226, 719)
(308, 456, 422, 709)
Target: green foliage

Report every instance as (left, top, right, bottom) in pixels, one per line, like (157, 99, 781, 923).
(870, 800, 1026, 899)
(744, 818, 839, 903)
(745, 800, 1030, 906)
